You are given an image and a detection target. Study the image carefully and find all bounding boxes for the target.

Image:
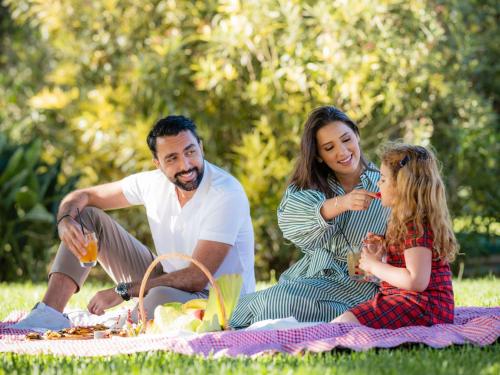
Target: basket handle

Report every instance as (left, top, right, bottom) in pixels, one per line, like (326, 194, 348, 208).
(138, 253, 228, 333)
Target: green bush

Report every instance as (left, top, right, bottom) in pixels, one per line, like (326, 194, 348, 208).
(1, 0, 498, 279)
(0, 134, 78, 281)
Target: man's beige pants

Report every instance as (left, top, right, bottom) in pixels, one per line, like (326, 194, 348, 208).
(50, 207, 207, 321)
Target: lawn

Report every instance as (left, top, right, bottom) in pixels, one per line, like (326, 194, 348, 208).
(1, 277, 499, 375)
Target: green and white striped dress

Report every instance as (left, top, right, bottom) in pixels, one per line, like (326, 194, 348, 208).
(230, 164, 390, 328)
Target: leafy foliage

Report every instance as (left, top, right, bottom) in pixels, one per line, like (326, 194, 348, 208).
(0, 0, 498, 279)
(0, 135, 78, 281)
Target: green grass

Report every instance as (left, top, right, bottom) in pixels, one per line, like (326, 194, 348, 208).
(1, 277, 499, 375)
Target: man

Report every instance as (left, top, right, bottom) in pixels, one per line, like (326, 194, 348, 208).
(14, 115, 255, 330)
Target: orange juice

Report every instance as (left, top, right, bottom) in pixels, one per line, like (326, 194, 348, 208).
(347, 243, 380, 283)
(80, 232, 98, 267)
(347, 251, 363, 281)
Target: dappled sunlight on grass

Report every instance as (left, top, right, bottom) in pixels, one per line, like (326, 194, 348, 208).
(0, 340, 498, 375)
(0, 278, 498, 374)
(453, 275, 500, 307)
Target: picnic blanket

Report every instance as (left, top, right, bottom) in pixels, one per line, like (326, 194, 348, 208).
(0, 307, 498, 357)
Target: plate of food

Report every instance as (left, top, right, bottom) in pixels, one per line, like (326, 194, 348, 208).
(25, 324, 127, 340)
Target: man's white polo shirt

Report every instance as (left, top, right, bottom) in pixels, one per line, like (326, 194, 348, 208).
(120, 161, 255, 294)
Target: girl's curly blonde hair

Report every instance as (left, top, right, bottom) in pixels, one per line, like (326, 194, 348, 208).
(379, 142, 458, 262)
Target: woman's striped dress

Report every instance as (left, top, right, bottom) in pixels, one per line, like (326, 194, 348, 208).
(230, 165, 390, 328)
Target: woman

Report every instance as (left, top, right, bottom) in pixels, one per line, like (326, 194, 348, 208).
(230, 106, 390, 328)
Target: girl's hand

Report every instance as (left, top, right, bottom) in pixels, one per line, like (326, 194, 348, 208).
(339, 189, 378, 212)
(363, 232, 386, 260)
(359, 247, 381, 274)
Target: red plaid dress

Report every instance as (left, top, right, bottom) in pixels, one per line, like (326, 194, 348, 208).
(350, 222, 454, 329)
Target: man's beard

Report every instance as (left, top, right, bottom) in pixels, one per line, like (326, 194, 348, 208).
(171, 166, 204, 191)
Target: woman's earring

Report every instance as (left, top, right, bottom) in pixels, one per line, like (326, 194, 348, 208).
(317, 158, 323, 163)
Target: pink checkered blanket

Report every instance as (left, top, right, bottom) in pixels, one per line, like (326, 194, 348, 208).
(1, 307, 498, 357)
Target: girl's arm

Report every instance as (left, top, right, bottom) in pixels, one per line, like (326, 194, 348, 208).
(359, 247, 432, 292)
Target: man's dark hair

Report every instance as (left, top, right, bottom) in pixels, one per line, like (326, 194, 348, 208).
(147, 115, 200, 158)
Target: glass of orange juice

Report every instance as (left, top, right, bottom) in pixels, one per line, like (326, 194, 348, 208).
(347, 244, 364, 281)
(347, 241, 382, 283)
(80, 232, 98, 267)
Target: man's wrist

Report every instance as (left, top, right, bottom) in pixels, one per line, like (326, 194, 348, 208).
(115, 282, 131, 301)
(127, 281, 139, 298)
(56, 214, 73, 226)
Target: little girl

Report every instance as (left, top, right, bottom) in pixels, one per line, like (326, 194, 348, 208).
(333, 143, 458, 328)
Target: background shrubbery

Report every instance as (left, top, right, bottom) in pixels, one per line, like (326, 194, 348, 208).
(0, 0, 498, 281)
(0, 135, 78, 280)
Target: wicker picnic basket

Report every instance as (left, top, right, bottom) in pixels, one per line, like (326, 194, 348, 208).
(137, 253, 228, 333)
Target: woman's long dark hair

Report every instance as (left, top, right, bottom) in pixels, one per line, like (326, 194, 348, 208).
(289, 106, 367, 197)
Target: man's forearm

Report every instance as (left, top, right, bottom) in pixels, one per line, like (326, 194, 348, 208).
(128, 266, 208, 297)
(57, 190, 89, 219)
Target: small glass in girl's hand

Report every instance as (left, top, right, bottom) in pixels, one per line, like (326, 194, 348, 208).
(347, 239, 384, 283)
(347, 245, 365, 281)
(347, 243, 376, 282)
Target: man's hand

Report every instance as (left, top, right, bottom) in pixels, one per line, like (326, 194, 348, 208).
(56, 181, 132, 259)
(87, 287, 123, 315)
(57, 217, 87, 259)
